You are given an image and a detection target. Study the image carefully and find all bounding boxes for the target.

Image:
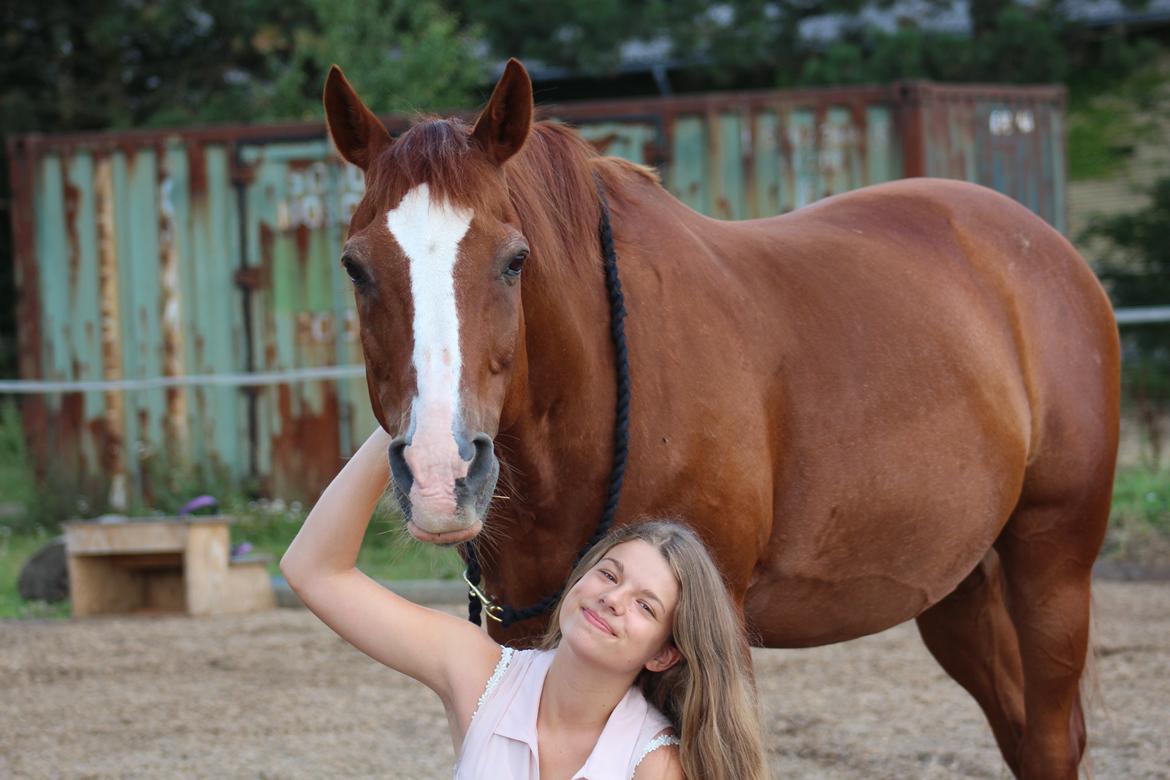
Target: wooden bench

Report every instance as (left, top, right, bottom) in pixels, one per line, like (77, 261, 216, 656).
(64, 516, 275, 617)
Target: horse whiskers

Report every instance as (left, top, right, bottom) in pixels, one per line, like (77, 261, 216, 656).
(469, 509, 513, 564)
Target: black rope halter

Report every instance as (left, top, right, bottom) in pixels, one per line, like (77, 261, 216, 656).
(462, 175, 632, 628)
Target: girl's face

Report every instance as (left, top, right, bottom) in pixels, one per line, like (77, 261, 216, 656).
(559, 540, 682, 675)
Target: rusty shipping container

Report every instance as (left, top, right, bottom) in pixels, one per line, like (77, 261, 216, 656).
(6, 80, 1066, 505)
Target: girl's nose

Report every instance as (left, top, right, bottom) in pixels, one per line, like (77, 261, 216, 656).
(600, 590, 624, 615)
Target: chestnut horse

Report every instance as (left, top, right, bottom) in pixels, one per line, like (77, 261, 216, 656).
(323, 60, 1119, 778)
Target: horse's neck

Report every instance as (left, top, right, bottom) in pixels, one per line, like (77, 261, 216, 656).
(491, 212, 619, 600)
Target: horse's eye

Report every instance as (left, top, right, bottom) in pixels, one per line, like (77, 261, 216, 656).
(504, 249, 528, 279)
(341, 255, 368, 287)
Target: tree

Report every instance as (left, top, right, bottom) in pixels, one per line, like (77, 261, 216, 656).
(1084, 178, 1170, 465)
(259, 0, 485, 119)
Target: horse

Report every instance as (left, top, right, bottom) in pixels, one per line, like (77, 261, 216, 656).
(322, 59, 1119, 779)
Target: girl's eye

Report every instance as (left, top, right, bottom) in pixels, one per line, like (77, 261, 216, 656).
(639, 600, 654, 616)
(599, 569, 616, 583)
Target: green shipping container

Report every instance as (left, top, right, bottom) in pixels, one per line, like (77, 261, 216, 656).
(5, 81, 1066, 504)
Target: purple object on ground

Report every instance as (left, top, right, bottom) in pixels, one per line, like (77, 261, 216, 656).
(179, 495, 218, 516)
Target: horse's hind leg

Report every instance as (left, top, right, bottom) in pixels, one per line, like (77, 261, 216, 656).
(916, 548, 1026, 775)
(996, 494, 1107, 780)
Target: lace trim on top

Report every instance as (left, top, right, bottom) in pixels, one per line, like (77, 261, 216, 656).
(630, 732, 681, 777)
(470, 646, 515, 725)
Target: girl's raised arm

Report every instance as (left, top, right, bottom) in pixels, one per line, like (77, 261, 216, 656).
(280, 427, 500, 715)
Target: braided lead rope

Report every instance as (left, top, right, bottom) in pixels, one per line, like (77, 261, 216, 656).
(463, 175, 632, 628)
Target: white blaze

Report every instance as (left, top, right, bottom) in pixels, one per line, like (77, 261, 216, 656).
(386, 183, 473, 502)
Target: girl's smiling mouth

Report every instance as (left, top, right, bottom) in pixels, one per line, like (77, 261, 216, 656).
(582, 606, 615, 636)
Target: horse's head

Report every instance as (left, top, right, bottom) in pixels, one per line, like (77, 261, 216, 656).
(324, 61, 535, 545)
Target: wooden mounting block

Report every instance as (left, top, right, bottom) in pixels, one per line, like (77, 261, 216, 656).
(64, 516, 275, 617)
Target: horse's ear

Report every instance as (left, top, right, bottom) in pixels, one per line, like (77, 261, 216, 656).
(323, 65, 392, 171)
(472, 58, 533, 165)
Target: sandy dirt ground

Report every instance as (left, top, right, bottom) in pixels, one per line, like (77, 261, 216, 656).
(1, 581, 1167, 779)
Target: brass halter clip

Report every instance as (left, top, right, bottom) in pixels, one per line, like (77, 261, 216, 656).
(461, 568, 504, 623)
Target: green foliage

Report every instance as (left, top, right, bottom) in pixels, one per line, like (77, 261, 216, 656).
(1086, 178, 1170, 302)
(0, 399, 106, 534)
(448, 0, 877, 80)
(0, 400, 32, 509)
(1, 0, 484, 132)
(230, 499, 462, 580)
(1, 1, 304, 132)
(449, 0, 659, 75)
(1104, 465, 1170, 563)
(797, 3, 1067, 86)
(260, 0, 485, 120)
(1083, 177, 1170, 458)
(1066, 41, 1168, 181)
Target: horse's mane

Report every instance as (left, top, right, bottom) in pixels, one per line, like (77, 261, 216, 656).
(367, 115, 658, 287)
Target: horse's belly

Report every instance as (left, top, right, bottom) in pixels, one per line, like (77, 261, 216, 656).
(740, 358, 1030, 647)
(743, 566, 957, 647)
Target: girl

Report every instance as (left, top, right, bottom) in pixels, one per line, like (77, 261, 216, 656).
(281, 428, 767, 779)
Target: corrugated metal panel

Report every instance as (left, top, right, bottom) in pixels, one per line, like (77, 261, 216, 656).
(237, 140, 375, 498)
(906, 83, 1067, 232)
(559, 91, 904, 218)
(8, 137, 252, 507)
(6, 80, 1067, 503)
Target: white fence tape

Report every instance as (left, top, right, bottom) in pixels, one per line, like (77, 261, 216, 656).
(0, 364, 365, 394)
(1113, 306, 1170, 325)
(0, 306, 1166, 394)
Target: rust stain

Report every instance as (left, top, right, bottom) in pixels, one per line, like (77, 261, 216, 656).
(58, 391, 89, 493)
(258, 221, 279, 368)
(742, 104, 758, 218)
(269, 383, 341, 502)
(706, 108, 724, 219)
(186, 142, 207, 196)
(156, 151, 189, 453)
(11, 139, 51, 481)
(587, 133, 619, 155)
(234, 266, 268, 290)
(95, 155, 127, 508)
(63, 173, 81, 296)
(135, 405, 155, 507)
(294, 223, 312, 266)
(259, 221, 275, 282)
(851, 101, 870, 182)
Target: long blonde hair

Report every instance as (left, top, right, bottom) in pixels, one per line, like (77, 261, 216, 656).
(539, 521, 767, 780)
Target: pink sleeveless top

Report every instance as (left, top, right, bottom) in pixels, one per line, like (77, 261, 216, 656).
(454, 648, 679, 779)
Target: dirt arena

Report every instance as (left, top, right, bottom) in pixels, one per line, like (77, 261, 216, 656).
(1, 581, 1166, 779)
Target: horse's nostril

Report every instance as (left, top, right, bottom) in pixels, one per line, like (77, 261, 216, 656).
(466, 434, 495, 486)
(387, 437, 413, 505)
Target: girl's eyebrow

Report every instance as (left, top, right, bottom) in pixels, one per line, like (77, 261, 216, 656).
(601, 557, 664, 610)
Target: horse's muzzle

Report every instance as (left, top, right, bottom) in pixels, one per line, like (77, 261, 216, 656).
(388, 433, 498, 543)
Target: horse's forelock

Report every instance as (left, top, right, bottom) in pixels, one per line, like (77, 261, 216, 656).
(362, 118, 502, 219)
(361, 115, 611, 298)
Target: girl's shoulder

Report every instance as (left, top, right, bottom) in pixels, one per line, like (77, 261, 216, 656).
(469, 646, 551, 723)
(631, 732, 683, 780)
